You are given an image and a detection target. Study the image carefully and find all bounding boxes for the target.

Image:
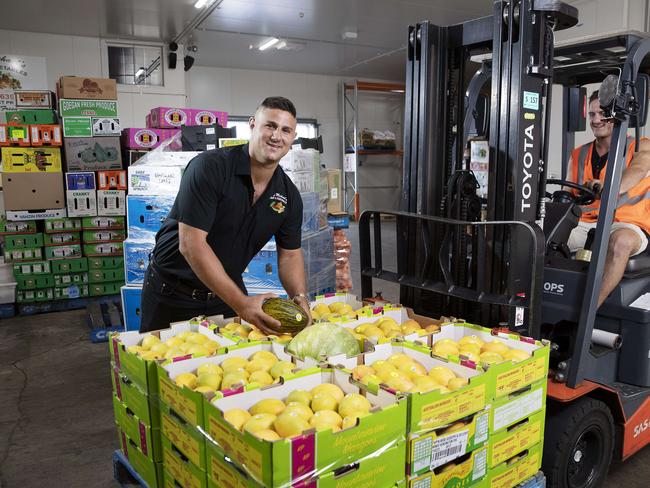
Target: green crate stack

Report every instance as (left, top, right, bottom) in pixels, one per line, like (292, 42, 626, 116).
(4, 233, 44, 263)
(8, 235, 48, 302)
(81, 218, 126, 296)
(50, 256, 89, 300)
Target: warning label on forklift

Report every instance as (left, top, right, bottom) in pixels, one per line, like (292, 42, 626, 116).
(523, 91, 540, 110)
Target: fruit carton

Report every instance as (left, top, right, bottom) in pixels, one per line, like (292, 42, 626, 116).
(487, 409, 545, 469)
(110, 320, 235, 395)
(407, 444, 488, 488)
(4, 247, 43, 262)
(53, 271, 88, 287)
(159, 399, 208, 470)
(329, 341, 489, 433)
(44, 244, 82, 260)
(3, 233, 44, 250)
(44, 217, 82, 233)
(43, 231, 81, 246)
(0, 219, 37, 234)
(426, 322, 550, 400)
(13, 260, 51, 276)
(161, 434, 208, 488)
(111, 362, 160, 427)
(113, 394, 161, 462)
(49, 257, 88, 273)
(116, 424, 164, 488)
(204, 367, 408, 487)
(407, 408, 490, 477)
(488, 378, 547, 435)
(0, 147, 62, 172)
(16, 273, 53, 290)
(206, 437, 407, 488)
(88, 256, 124, 269)
(158, 341, 293, 427)
(81, 215, 125, 229)
(487, 442, 542, 488)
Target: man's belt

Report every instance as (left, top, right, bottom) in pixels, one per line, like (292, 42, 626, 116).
(150, 264, 216, 301)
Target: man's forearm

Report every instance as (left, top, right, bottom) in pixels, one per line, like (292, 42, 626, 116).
(181, 240, 247, 311)
(278, 250, 307, 298)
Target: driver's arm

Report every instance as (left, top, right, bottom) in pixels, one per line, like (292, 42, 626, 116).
(620, 138, 650, 194)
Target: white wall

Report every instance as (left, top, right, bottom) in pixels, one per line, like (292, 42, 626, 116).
(0, 29, 186, 128)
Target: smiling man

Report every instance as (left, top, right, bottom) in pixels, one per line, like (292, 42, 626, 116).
(140, 96, 311, 333)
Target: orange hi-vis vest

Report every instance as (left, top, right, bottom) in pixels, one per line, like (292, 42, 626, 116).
(570, 136, 650, 235)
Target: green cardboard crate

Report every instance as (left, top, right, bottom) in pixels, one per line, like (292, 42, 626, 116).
(407, 444, 488, 488)
(81, 216, 125, 229)
(487, 409, 545, 469)
(49, 257, 88, 273)
(488, 379, 547, 434)
(53, 272, 88, 287)
(44, 244, 82, 260)
(59, 99, 118, 118)
(487, 442, 543, 488)
(4, 248, 44, 262)
(88, 256, 124, 270)
(205, 368, 408, 487)
(161, 435, 207, 488)
(88, 281, 123, 296)
(13, 260, 51, 276)
(16, 288, 54, 302)
(116, 425, 164, 488)
(83, 242, 123, 257)
(43, 231, 81, 246)
(16, 274, 54, 290)
(88, 268, 125, 283)
(0, 220, 37, 234)
(5, 109, 57, 124)
(4, 233, 44, 250)
(407, 408, 490, 477)
(44, 218, 82, 233)
(111, 362, 160, 427)
(62, 116, 92, 137)
(54, 284, 89, 299)
(113, 394, 162, 462)
(159, 401, 207, 470)
(82, 229, 126, 243)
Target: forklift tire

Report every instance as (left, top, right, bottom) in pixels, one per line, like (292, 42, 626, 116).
(543, 397, 614, 488)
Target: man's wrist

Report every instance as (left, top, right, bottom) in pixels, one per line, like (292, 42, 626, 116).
(292, 293, 309, 305)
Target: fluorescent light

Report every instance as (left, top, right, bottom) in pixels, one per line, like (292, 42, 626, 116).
(194, 0, 212, 8)
(258, 37, 279, 51)
(135, 67, 145, 78)
(275, 40, 287, 50)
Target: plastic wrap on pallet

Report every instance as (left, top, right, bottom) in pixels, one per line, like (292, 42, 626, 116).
(333, 228, 353, 291)
(123, 238, 155, 284)
(300, 192, 320, 236)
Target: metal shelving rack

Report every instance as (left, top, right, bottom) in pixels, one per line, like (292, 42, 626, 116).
(341, 80, 405, 220)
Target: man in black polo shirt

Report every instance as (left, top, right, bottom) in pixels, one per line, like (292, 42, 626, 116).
(140, 96, 310, 333)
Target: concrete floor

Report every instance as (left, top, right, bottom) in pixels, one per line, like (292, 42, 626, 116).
(0, 221, 647, 487)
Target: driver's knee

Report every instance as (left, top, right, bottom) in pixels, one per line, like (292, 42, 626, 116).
(608, 229, 641, 260)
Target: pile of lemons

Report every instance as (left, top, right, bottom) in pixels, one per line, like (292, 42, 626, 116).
(353, 317, 440, 342)
(311, 301, 358, 321)
(219, 322, 293, 343)
(126, 332, 222, 361)
(173, 350, 295, 393)
(431, 335, 530, 365)
(222, 383, 373, 441)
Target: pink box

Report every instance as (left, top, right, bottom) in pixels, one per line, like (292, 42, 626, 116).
(189, 109, 228, 128)
(149, 107, 191, 128)
(145, 113, 152, 128)
(121, 128, 180, 149)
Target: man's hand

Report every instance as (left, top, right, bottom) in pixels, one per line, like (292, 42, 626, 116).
(293, 295, 313, 327)
(234, 293, 281, 335)
(585, 179, 603, 198)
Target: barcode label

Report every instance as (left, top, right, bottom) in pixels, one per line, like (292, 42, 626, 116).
(430, 430, 469, 470)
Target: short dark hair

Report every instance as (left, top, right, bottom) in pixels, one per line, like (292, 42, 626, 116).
(589, 90, 599, 104)
(257, 96, 296, 118)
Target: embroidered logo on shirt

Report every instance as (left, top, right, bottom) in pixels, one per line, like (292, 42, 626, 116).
(270, 193, 287, 214)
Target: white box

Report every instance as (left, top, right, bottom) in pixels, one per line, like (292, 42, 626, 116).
(5, 208, 66, 221)
(0, 282, 16, 304)
(66, 190, 97, 217)
(128, 165, 183, 196)
(279, 148, 319, 172)
(97, 189, 126, 216)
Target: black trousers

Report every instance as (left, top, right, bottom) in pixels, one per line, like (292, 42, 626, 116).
(139, 265, 235, 332)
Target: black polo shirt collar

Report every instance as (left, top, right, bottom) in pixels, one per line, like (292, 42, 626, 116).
(235, 144, 251, 176)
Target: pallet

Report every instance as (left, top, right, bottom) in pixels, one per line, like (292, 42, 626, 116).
(517, 471, 546, 488)
(87, 297, 124, 342)
(113, 450, 149, 488)
(0, 303, 16, 319)
(17, 294, 121, 315)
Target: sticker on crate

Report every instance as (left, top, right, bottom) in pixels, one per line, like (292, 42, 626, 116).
(44, 218, 82, 232)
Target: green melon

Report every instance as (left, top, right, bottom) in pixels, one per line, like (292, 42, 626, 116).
(261, 298, 309, 334)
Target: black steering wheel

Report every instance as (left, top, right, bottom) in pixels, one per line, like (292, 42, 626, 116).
(546, 178, 597, 206)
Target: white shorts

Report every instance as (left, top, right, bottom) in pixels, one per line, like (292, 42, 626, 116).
(568, 221, 649, 256)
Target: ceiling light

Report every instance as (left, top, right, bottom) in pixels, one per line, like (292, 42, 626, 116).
(135, 67, 145, 78)
(194, 0, 213, 8)
(275, 40, 287, 50)
(342, 31, 358, 40)
(259, 37, 279, 51)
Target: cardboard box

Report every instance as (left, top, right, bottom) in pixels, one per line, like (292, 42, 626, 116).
(82, 229, 126, 243)
(65, 172, 96, 191)
(63, 136, 122, 171)
(1, 147, 62, 172)
(279, 147, 320, 173)
(2, 172, 64, 210)
(53, 272, 88, 287)
(0, 124, 30, 146)
(124, 239, 155, 284)
(407, 445, 488, 488)
(0, 220, 37, 234)
(59, 99, 118, 118)
(4, 247, 44, 262)
(97, 189, 126, 216)
(16, 274, 54, 290)
(126, 195, 175, 233)
(82, 215, 125, 230)
(128, 165, 183, 196)
(44, 218, 82, 233)
(161, 435, 207, 488)
(58, 76, 117, 100)
(89, 256, 124, 269)
(488, 380, 547, 434)
(126, 149, 150, 166)
(181, 125, 235, 151)
(97, 170, 127, 190)
(16, 288, 53, 302)
(205, 367, 408, 488)
(116, 426, 164, 488)
(159, 400, 207, 470)
(50, 257, 88, 274)
(83, 241, 123, 256)
(113, 394, 161, 462)
(121, 128, 180, 150)
(13, 260, 51, 276)
(44, 244, 82, 259)
(189, 109, 228, 128)
(53, 284, 89, 299)
(326, 169, 342, 213)
(5, 109, 57, 125)
(66, 190, 97, 217)
(14, 90, 55, 109)
(4, 233, 44, 250)
(92, 117, 121, 136)
(121, 284, 143, 331)
(89, 268, 124, 283)
(487, 409, 545, 469)
(488, 442, 543, 488)
(43, 231, 81, 246)
(29, 125, 62, 146)
(149, 107, 190, 128)
(89, 281, 123, 296)
(111, 361, 160, 427)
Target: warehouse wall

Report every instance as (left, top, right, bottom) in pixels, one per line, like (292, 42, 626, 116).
(0, 28, 185, 128)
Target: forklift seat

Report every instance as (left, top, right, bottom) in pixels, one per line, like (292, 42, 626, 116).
(624, 244, 650, 279)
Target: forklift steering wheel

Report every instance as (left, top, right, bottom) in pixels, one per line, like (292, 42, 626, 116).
(545, 178, 597, 206)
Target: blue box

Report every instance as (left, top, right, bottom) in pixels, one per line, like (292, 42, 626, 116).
(327, 213, 349, 229)
(126, 195, 175, 234)
(65, 172, 96, 191)
(121, 285, 143, 331)
(123, 239, 155, 284)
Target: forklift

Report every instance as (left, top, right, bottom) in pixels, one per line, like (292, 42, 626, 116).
(358, 2, 650, 487)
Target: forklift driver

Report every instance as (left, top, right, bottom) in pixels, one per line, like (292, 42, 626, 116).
(567, 90, 650, 307)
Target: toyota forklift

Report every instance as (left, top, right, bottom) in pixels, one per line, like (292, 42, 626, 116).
(358, 2, 650, 487)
